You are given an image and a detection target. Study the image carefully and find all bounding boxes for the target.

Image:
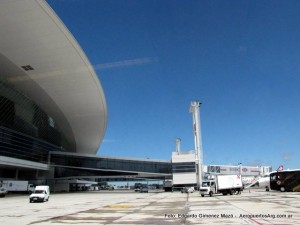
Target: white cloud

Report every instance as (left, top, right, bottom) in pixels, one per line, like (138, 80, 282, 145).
(93, 57, 157, 70)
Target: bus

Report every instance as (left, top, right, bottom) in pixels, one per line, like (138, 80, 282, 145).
(270, 169, 300, 192)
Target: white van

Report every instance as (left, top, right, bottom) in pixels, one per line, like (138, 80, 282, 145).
(29, 186, 50, 203)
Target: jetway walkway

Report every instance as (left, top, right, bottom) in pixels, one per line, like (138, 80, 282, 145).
(244, 177, 260, 189)
(50, 152, 172, 181)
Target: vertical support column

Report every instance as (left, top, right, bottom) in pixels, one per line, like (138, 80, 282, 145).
(15, 168, 19, 180)
(238, 163, 242, 176)
(35, 170, 39, 179)
(189, 101, 203, 188)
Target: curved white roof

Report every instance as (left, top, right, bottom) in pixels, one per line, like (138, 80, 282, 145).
(0, 0, 107, 154)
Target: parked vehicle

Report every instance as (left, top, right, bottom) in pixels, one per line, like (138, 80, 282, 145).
(163, 180, 173, 192)
(181, 186, 195, 193)
(270, 169, 300, 192)
(200, 175, 243, 197)
(139, 185, 149, 193)
(29, 186, 50, 203)
(2, 180, 35, 194)
(0, 187, 7, 197)
(134, 183, 142, 192)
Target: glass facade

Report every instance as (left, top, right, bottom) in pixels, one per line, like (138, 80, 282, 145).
(172, 162, 196, 173)
(51, 153, 172, 178)
(0, 80, 67, 163)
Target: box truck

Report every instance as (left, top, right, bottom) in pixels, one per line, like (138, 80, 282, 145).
(29, 186, 50, 203)
(200, 175, 243, 197)
(2, 180, 35, 194)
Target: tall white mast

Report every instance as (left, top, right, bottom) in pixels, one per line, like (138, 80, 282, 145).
(189, 101, 203, 188)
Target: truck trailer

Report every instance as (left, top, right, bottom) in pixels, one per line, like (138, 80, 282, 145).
(200, 175, 243, 197)
(2, 180, 35, 194)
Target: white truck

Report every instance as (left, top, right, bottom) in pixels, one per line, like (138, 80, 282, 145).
(2, 180, 35, 194)
(200, 175, 243, 197)
(29, 186, 50, 203)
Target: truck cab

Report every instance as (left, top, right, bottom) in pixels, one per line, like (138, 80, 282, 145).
(200, 181, 216, 197)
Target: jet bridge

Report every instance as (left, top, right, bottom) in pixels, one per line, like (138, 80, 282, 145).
(49, 152, 172, 181)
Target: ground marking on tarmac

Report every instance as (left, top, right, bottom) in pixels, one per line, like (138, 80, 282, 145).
(106, 205, 132, 208)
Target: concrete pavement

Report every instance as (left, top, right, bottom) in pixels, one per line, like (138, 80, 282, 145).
(0, 189, 299, 224)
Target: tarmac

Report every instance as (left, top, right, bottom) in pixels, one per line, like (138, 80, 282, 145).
(0, 189, 299, 225)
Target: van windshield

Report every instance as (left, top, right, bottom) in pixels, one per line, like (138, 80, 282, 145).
(34, 190, 45, 194)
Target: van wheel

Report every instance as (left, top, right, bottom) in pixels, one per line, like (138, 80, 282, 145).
(201, 194, 204, 197)
(209, 191, 213, 197)
(280, 186, 285, 192)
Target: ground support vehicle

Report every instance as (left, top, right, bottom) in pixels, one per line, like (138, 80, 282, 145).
(29, 186, 50, 203)
(200, 175, 243, 197)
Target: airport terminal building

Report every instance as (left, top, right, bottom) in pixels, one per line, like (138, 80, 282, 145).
(0, 0, 107, 182)
(0, 1, 173, 187)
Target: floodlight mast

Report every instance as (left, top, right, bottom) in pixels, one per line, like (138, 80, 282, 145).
(189, 101, 203, 188)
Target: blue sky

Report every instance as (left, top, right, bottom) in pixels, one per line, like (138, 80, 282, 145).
(48, 0, 300, 170)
